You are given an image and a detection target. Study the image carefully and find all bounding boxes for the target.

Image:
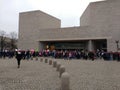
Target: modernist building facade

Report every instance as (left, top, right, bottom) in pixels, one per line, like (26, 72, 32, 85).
(18, 0, 120, 52)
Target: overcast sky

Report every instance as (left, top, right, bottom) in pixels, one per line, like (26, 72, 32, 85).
(0, 0, 103, 34)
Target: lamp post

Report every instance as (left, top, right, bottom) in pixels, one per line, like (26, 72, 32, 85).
(115, 40, 119, 51)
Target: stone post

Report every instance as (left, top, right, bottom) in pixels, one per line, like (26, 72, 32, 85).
(49, 60, 52, 65)
(35, 57, 38, 61)
(45, 58, 48, 63)
(40, 58, 43, 62)
(56, 62, 61, 71)
(31, 56, 33, 60)
(61, 72, 70, 90)
(59, 65, 65, 78)
(53, 60, 57, 67)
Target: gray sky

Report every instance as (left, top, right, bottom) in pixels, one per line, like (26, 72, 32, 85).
(0, 0, 103, 34)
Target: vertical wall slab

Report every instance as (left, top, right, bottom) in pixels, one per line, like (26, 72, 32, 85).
(18, 10, 61, 50)
(87, 40, 94, 51)
(39, 42, 44, 51)
(107, 39, 118, 52)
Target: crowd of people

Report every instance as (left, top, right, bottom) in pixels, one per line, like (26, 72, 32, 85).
(0, 49, 120, 61)
(0, 50, 15, 58)
(40, 49, 120, 61)
(1, 49, 119, 69)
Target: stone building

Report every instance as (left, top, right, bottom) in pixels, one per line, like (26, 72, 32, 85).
(18, 0, 120, 52)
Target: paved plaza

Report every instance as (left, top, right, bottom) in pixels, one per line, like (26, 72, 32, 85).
(0, 58, 120, 90)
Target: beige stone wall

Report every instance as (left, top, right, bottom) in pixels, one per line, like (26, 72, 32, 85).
(38, 26, 110, 41)
(80, 4, 91, 26)
(18, 0, 120, 52)
(18, 10, 61, 50)
(80, 0, 120, 51)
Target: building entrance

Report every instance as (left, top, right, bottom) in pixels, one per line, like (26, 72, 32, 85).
(40, 39, 107, 51)
(42, 41, 86, 51)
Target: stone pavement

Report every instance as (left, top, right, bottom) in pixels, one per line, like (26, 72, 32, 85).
(0, 58, 120, 90)
(0, 58, 60, 90)
(56, 59, 120, 90)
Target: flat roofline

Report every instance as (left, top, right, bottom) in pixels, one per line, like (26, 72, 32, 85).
(38, 26, 90, 31)
(37, 37, 111, 42)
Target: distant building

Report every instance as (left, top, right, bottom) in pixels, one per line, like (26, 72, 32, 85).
(18, 0, 120, 52)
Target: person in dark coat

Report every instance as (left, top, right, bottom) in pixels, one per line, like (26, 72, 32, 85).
(16, 51, 23, 68)
(88, 51, 95, 61)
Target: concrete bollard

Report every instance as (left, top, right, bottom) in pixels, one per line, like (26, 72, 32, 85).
(61, 72, 70, 90)
(53, 60, 57, 67)
(40, 58, 43, 62)
(31, 56, 33, 60)
(49, 60, 52, 65)
(56, 62, 61, 71)
(35, 57, 38, 61)
(45, 58, 48, 63)
(59, 65, 65, 78)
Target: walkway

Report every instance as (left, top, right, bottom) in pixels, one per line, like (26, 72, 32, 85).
(0, 58, 60, 90)
(0, 58, 120, 90)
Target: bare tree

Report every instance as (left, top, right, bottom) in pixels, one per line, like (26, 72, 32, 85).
(9, 32, 18, 50)
(0, 30, 6, 51)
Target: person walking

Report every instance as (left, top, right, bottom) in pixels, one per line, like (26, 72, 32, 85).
(16, 50, 23, 68)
